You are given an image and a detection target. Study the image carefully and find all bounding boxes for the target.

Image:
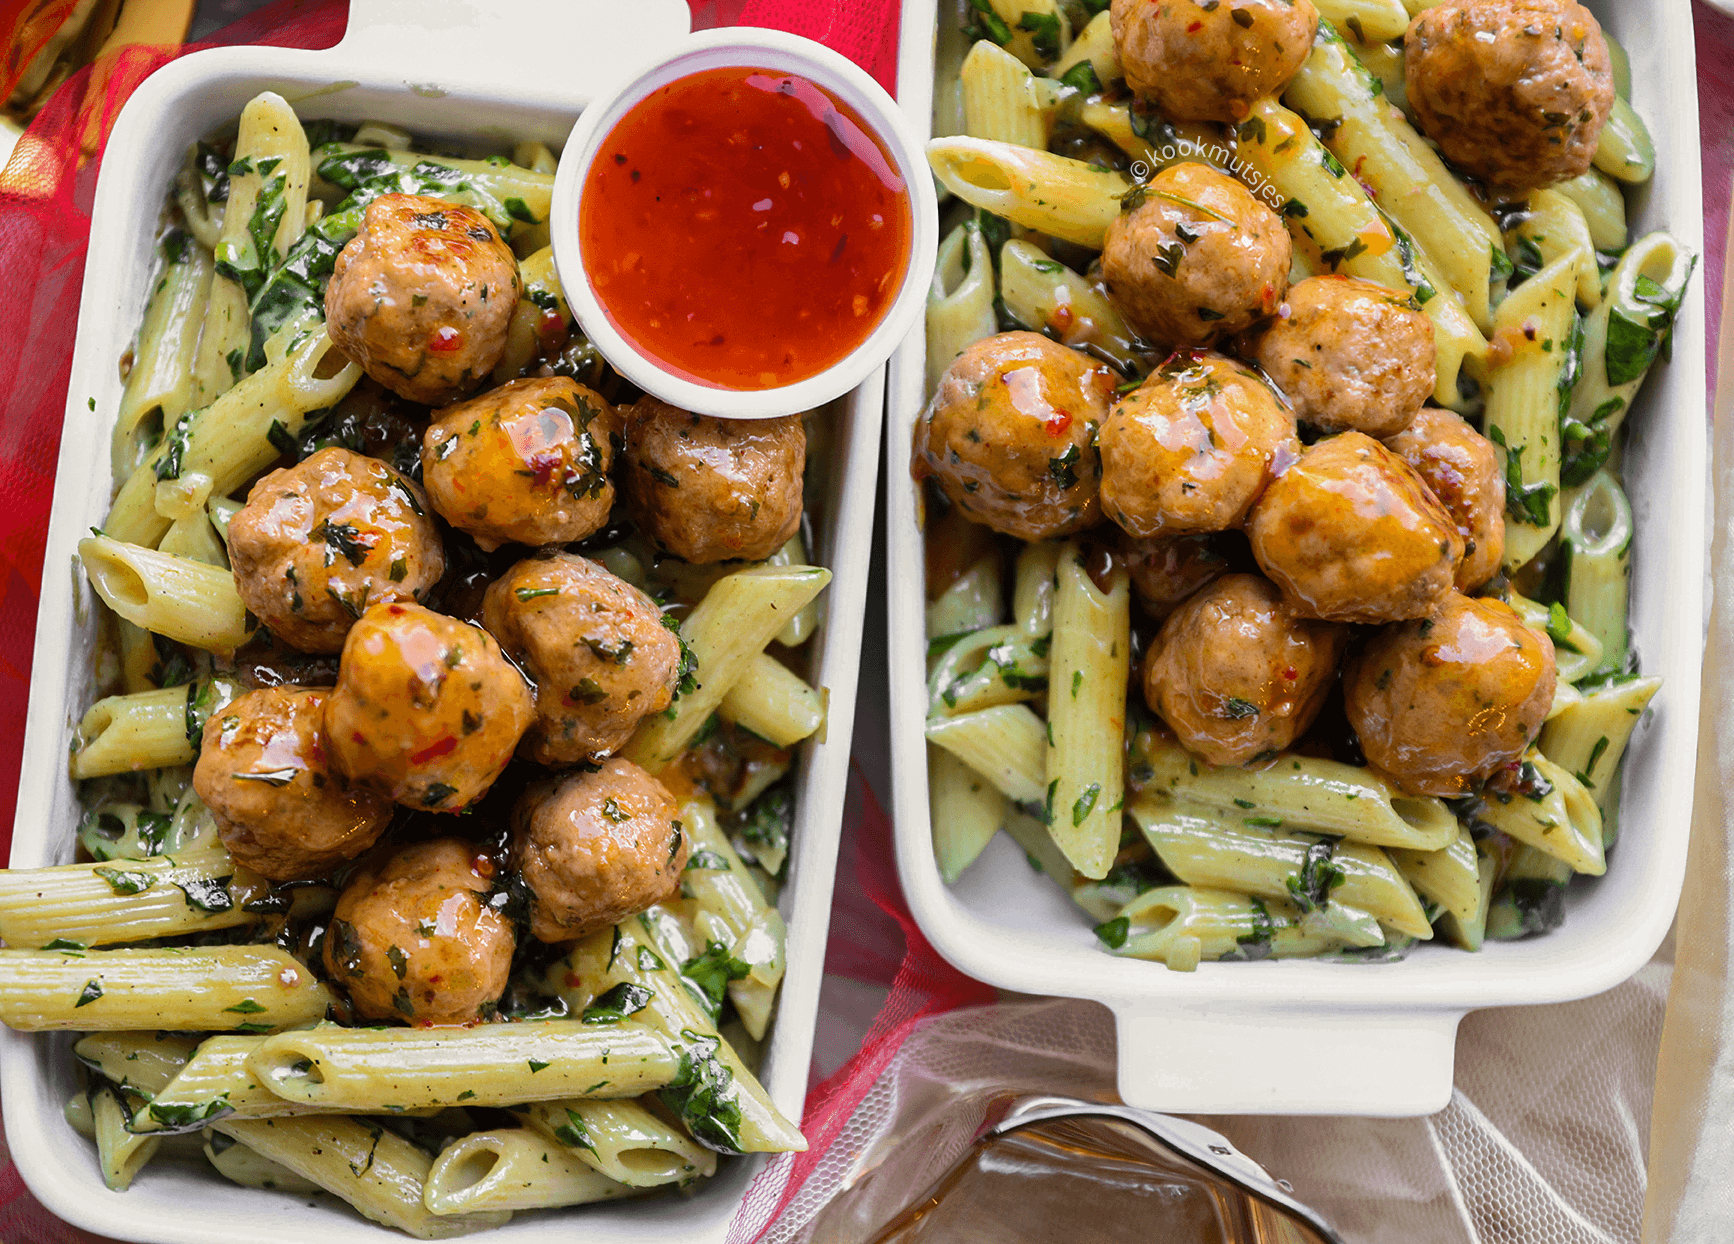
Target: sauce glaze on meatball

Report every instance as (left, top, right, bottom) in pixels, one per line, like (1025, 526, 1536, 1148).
(913, 330, 1116, 541)
(1384, 408, 1506, 591)
(1345, 592, 1556, 796)
(1099, 351, 1300, 538)
(481, 553, 682, 766)
(324, 602, 533, 811)
(1110, 0, 1319, 122)
(324, 838, 515, 1025)
(1142, 573, 1348, 765)
(192, 686, 392, 881)
(620, 397, 805, 564)
(325, 193, 521, 404)
(229, 446, 445, 654)
(1240, 276, 1435, 438)
(1248, 431, 1464, 623)
(1101, 163, 1291, 346)
(422, 377, 617, 551)
(512, 758, 688, 944)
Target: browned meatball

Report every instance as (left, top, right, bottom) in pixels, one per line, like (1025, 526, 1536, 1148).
(192, 686, 392, 881)
(1111, 0, 1319, 121)
(1247, 432, 1463, 623)
(1101, 163, 1291, 346)
(619, 398, 804, 564)
(1384, 408, 1506, 591)
(229, 447, 444, 654)
(1240, 276, 1435, 437)
(481, 553, 681, 765)
(325, 602, 533, 811)
(324, 838, 514, 1025)
(1123, 532, 1229, 619)
(1404, 0, 1614, 193)
(325, 194, 521, 404)
(512, 759, 688, 944)
(1100, 351, 1300, 538)
(1142, 574, 1348, 766)
(913, 331, 1116, 540)
(421, 377, 616, 552)
(1345, 592, 1556, 796)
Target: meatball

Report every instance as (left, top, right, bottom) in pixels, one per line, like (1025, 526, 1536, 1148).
(1247, 431, 1463, 623)
(1110, 0, 1319, 122)
(512, 758, 688, 944)
(324, 193, 521, 404)
(481, 553, 682, 765)
(1099, 351, 1300, 538)
(1240, 276, 1435, 438)
(1384, 408, 1506, 591)
(422, 377, 617, 552)
(1404, 0, 1614, 193)
(192, 686, 392, 881)
(324, 838, 514, 1025)
(1345, 592, 1556, 796)
(619, 397, 804, 564)
(913, 331, 1116, 541)
(1101, 163, 1291, 346)
(229, 447, 444, 655)
(1123, 532, 1230, 619)
(325, 602, 533, 811)
(1143, 574, 1348, 765)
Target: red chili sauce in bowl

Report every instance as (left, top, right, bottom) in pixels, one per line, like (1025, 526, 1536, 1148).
(579, 66, 913, 391)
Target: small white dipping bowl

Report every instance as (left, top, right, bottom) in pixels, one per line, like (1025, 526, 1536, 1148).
(550, 28, 937, 420)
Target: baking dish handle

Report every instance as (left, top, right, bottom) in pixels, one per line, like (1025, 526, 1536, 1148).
(1112, 1002, 1463, 1117)
(336, 0, 692, 88)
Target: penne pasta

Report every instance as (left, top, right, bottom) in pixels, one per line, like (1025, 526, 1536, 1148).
(0, 848, 262, 948)
(926, 136, 1129, 248)
(717, 653, 824, 749)
(765, 532, 823, 647)
(998, 239, 1144, 371)
(929, 743, 1009, 884)
(675, 795, 787, 1041)
(1474, 754, 1604, 876)
(92, 1083, 160, 1191)
(1437, 845, 1498, 952)
(975, 0, 1071, 69)
(1593, 94, 1654, 185)
(1510, 188, 1601, 308)
(926, 222, 1000, 395)
(1106, 886, 1347, 970)
(928, 623, 1049, 716)
(74, 1031, 198, 1097)
(1049, 10, 1119, 90)
(79, 536, 255, 654)
(69, 684, 201, 778)
(927, 552, 1004, 642)
(1388, 823, 1482, 925)
(1538, 675, 1659, 838)
(423, 1128, 635, 1215)
(113, 231, 214, 481)
(1553, 170, 1628, 253)
(961, 39, 1054, 148)
(1506, 590, 1604, 685)
(925, 703, 1048, 808)
(1559, 469, 1633, 676)
(203, 1131, 321, 1194)
(517, 1097, 716, 1188)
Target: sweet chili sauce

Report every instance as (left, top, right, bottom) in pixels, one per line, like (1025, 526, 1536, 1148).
(580, 66, 912, 391)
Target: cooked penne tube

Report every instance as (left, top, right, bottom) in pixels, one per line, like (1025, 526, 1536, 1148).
(961, 39, 1054, 148)
(92, 1083, 160, 1191)
(1483, 252, 1581, 568)
(765, 532, 822, 647)
(676, 795, 787, 1041)
(79, 536, 254, 654)
(1510, 188, 1601, 307)
(1593, 94, 1654, 184)
(491, 246, 569, 381)
(930, 743, 1010, 884)
(718, 653, 824, 748)
(1129, 799, 1433, 940)
(977, 0, 1071, 68)
(0, 946, 331, 1032)
(247, 1021, 679, 1112)
(423, 1128, 636, 1215)
(1043, 545, 1129, 879)
(1388, 823, 1481, 924)
(926, 137, 1129, 248)
(1075, 100, 1230, 176)
(623, 565, 831, 772)
(1553, 170, 1628, 252)
(1131, 736, 1458, 851)
(1049, 10, 1119, 89)
(928, 623, 1049, 716)
(203, 1131, 321, 1194)
(927, 553, 1004, 642)
(1539, 675, 1659, 833)
(216, 1116, 512, 1238)
(1106, 886, 1347, 970)
(69, 684, 202, 778)
(1485, 845, 1575, 940)
(1012, 541, 1060, 638)
(1506, 590, 1604, 684)
(1475, 754, 1604, 875)
(1437, 845, 1498, 951)
(925, 703, 1047, 808)
(517, 1097, 716, 1188)
(114, 231, 214, 481)
(106, 331, 361, 547)
(0, 848, 262, 948)
(998, 239, 1144, 370)
(74, 1031, 198, 1097)
(1560, 469, 1632, 675)
(1318, 0, 1410, 40)
(158, 509, 230, 568)
(315, 143, 555, 232)
(926, 222, 999, 394)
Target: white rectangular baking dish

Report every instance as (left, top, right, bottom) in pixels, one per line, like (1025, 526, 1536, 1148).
(887, 0, 1707, 1116)
(1, 1, 881, 1238)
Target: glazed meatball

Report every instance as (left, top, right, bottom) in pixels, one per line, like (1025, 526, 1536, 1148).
(1248, 431, 1463, 623)
(1111, 0, 1319, 122)
(481, 553, 682, 765)
(1384, 408, 1506, 591)
(620, 397, 804, 564)
(1099, 351, 1300, 538)
(1345, 592, 1556, 796)
(1101, 163, 1291, 346)
(512, 758, 688, 944)
(1123, 532, 1230, 619)
(325, 602, 533, 811)
(229, 447, 444, 654)
(1404, 0, 1614, 193)
(913, 331, 1116, 540)
(422, 377, 617, 551)
(192, 686, 392, 881)
(324, 838, 514, 1025)
(1241, 276, 1435, 438)
(1143, 574, 1348, 766)
(325, 193, 521, 404)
